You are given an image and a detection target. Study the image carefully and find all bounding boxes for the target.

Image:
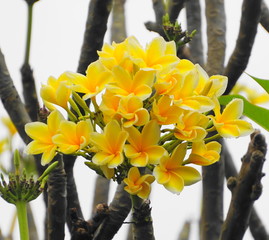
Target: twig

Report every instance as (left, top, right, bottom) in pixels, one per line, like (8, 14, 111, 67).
(111, 0, 127, 43)
(178, 220, 191, 240)
(0, 49, 31, 144)
(167, 0, 185, 23)
(224, 0, 262, 94)
(260, 0, 269, 32)
(92, 183, 132, 240)
(223, 140, 269, 240)
(185, 0, 204, 65)
(47, 156, 67, 240)
(77, 0, 113, 74)
(220, 130, 267, 240)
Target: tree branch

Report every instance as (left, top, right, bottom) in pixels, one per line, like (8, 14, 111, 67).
(260, 0, 269, 32)
(47, 157, 67, 240)
(77, 0, 113, 74)
(92, 183, 132, 240)
(185, 0, 204, 65)
(167, 0, 185, 23)
(224, 0, 262, 94)
(223, 140, 269, 240)
(220, 130, 267, 240)
(0, 49, 31, 144)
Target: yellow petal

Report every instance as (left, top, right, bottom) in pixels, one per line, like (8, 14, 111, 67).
(153, 165, 170, 184)
(25, 122, 51, 143)
(40, 146, 58, 165)
(221, 99, 243, 122)
(173, 166, 201, 186)
(163, 172, 184, 194)
(130, 152, 149, 167)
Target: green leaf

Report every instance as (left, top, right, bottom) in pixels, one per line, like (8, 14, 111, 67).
(247, 74, 269, 94)
(219, 94, 269, 132)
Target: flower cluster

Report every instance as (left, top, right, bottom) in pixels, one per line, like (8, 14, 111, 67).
(25, 36, 254, 198)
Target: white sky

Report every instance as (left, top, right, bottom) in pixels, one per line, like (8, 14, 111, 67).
(0, 0, 269, 239)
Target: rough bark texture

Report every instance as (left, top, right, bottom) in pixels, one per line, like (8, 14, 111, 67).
(92, 183, 131, 240)
(47, 157, 67, 240)
(0, 49, 32, 144)
(224, 0, 262, 94)
(260, 0, 269, 32)
(185, 0, 204, 65)
(77, 0, 113, 74)
(20, 63, 39, 121)
(220, 131, 267, 240)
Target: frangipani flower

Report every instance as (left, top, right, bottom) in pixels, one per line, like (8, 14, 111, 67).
(174, 111, 209, 142)
(67, 61, 112, 100)
(1, 117, 17, 136)
(52, 119, 93, 154)
(211, 98, 254, 138)
(40, 73, 71, 110)
(153, 142, 201, 194)
(124, 121, 167, 167)
(107, 66, 155, 100)
(151, 95, 182, 125)
(186, 141, 221, 166)
(118, 95, 149, 127)
(169, 69, 214, 113)
(124, 167, 155, 199)
(90, 120, 128, 169)
(25, 110, 65, 165)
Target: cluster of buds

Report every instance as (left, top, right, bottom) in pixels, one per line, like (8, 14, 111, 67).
(24, 36, 254, 199)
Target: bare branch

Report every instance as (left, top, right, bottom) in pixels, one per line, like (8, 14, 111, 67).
(185, 0, 204, 65)
(224, 0, 262, 94)
(77, 0, 113, 74)
(167, 0, 185, 23)
(0, 49, 31, 144)
(220, 131, 267, 240)
(260, 0, 269, 32)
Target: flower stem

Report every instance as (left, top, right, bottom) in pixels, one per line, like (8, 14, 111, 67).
(16, 201, 29, 240)
(24, 4, 33, 65)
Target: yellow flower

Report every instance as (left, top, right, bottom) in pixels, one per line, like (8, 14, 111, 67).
(212, 98, 254, 138)
(52, 119, 93, 154)
(1, 117, 17, 136)
(151, 95, 182, 125)
(25, 110, 65, 165)
(153, 142, 201, 194)
(174, 111, 209, 142)
(40, 73, 71, 110)
(186, 141, 221, 166)
(118, 95, 149, 128)
(67, 60, 112, 100)
(124, 121, 167, 167)
(124, 167, 155, 199)
(90, 120, 128, 168)
(0, 138, 8, 154)
(169, 69, 214, 113)
(107, 66, 155, 100)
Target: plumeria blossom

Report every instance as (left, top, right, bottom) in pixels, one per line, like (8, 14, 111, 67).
(1, 117, 17, 136)
(117, 95, 149, 127)
(124, 121, 167, 167)
(40, 73, 72, 110)
(67, 60, 112, 100)
(211, 98, 254, 138)
(25, 110, 65, 165)
(153, 142, 201, 194)
(90, 120, 128, 170)
(52, 119, 93, 154)
(185, 141, 221, 166)
(151, 95, 182, 125)
(174, 111, 209, 142)
(124, 167, 155, 199)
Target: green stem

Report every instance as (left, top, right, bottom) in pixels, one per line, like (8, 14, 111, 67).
(24, 4, 34, 65)
(16, 201, 29, 240)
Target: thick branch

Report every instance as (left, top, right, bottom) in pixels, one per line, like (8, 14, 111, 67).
(0, 49, 31, 144)
(260, 0, 269, 32)
(223, 141, 269, 240)
(224, 0, 262, 94)
(47, 157, 67, 240)
(77, 0, 113, 74)
(111, 0, 127, 43)
(185, 0, 204, 65)
(220, 131, 267, 240)
(92, 183, 132, 240)
(167, 0, 185, 23)
(205, 0, 226, 75)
